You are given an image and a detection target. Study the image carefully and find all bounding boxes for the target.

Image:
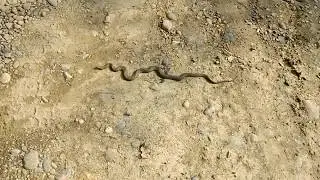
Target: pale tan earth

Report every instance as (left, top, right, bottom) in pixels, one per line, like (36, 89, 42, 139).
(0, 0, 319, 179)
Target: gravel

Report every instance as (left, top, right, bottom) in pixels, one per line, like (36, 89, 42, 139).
(0, 0, 55, 76)
(23, 150, 39, 170)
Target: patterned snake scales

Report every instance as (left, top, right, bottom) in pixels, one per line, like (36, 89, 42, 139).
(94, 63, 232, 84)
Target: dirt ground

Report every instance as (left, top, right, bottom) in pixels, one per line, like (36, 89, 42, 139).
(0, 0, 319, 179)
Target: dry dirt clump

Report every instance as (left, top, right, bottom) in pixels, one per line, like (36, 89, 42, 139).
(0, 0, 319, 179)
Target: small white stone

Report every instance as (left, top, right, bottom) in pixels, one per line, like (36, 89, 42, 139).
(161, 19, 173, 32)
(105, 127, 113, 134)
(0, 73, 11, 84)
(303, 100, 319, 119)
(78, 119, 85, 124)
(51, 162, 57, 169)
(183, 100, 190, 108)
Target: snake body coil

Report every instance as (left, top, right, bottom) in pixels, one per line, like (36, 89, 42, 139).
(94, 63, 232, 84)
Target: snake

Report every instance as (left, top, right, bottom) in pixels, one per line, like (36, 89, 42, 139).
(94, 63, 232, 84)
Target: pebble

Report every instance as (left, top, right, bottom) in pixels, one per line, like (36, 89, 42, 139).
(47, 0, 58, 7)
(4, 58, 11, 64)
(105, 127, 113, 134)
(17, 20, 24, 25)
(55, 169, 72, 180)
(48, 175, 55, 180)
(104, 15, 112, 24)
(5, 23, 13, 29)
(21, 145, 28, 152)
(51, 162, 57, 169)
(183, 100, 190, 108)
(13, 61, 20, 68)
(3, 34, 11, 41)
(303, 100, 319, 119)
(206, 18, 213, 25)
(191, 176, 200, 180)
(4, 52, 12, 58)
(78, 119, 85, 124)
(223, 29, 236, 43)
(204, 105, 215, 116)
(10, 148, 21, 156)
(105, 148, 119, 162)
(23, 150, 39, 170)
(63, 71, 73, 80)
(61, 64, 71, 71)
(14, 24, 21, 29)
(7, 0, 19, 5)
(161, 19, 173, 32)
(0, 72, 11, 84)
(166, 11, 177, 21)
(149, 83, 160, 91)
(203, 101, 223, 117)
(42, 157, 51, 172)
(41, 96, 49, 103)
(22, 3, 31, 10)
(75, 118, 85, 124)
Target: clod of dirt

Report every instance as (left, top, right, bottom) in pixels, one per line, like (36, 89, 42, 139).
(161, 19, 173, 32)
(0, 72, 11, 84)
(303, 100, 320, 119)
(23, 150, 40, 170)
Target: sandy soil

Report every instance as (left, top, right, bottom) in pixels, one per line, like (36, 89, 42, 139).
(0, 0, 319, 179)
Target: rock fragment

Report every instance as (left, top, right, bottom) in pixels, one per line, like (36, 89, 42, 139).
(23, 150, 39, 170)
